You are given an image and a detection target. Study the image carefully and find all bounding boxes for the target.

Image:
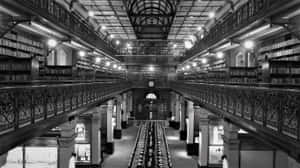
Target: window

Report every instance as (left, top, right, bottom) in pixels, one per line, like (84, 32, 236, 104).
(146, 93, 157, 100)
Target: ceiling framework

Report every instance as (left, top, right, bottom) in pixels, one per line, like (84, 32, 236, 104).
(124, 0, 178, 39)
(168, 0, 226, 40)
(78, 0, 136, 39)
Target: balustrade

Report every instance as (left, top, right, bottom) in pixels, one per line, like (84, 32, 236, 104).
(7, 0, 115, 56)
(0, 81, 131, 135)
(186, 0, 293, 58)
(171, 82, 300, 142)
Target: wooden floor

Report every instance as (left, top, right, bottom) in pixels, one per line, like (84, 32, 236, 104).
(102, 125, 139, 168)
(166, 127, 198, 168)
(102, 122, 198, 168)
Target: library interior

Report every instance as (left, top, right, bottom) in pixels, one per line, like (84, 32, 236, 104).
(0, 0, 300, 168)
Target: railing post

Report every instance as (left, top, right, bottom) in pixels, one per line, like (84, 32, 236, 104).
(13, 90, 19, 130)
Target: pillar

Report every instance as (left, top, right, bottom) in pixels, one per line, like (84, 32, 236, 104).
(106, 99, 114, 154)
(128, 91, 133, 117)
(179, 96, 187, 140)
(186, 100, 195, 155)
(198, 107, 210, 168)
(58, 118, 76, 168)
(0, 153, 7, 167)
(114, 95, 122, 139)
(121, 93, 128, 128)
(174, 93, 181, 129)
(223, 121, 240, 168)
(91, 108, 101, 165)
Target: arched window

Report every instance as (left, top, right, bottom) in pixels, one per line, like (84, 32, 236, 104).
(146, 93, 157, 100)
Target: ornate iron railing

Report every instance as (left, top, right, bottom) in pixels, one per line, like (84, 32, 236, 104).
(5, 0, 116, 56)
(186, 0, 298, 58)
(171, 82, 300, 141)
(0, 81, 131, 135)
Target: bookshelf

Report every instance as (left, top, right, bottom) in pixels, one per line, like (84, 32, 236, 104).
(260, 60, 300, 84)
(258, 34, 300, 84)
(0, 31, 45, 81)
(228, 67, 258, 83)
(41, 65, 74, 80)
(0, 56, 39, 81)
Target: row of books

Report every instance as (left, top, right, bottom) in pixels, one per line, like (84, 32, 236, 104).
(0, 74, 31, 81)
(0, 61, 32, 71)
(270, 68, 300, 75)
(0, 47, 33, 58)
(259, 39, 300, 53)
(4, 32, 43, 48)
(270, 78, 300, 84)
(0, 39, 44, 55)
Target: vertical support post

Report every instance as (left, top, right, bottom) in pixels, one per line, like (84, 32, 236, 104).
(174, 93, 181, 129)
(198, 107, 210, 168)
(0, 153, 7, 167)
(179, 96, 187, 140)
(223, 121, 240, 168)
(114, 95, 122, 139)
(106, 99, 114, 154)
(121, 93, 128, 128)
(58, 118, 76, 168)
(186, 100, 195, 155)
(91, 108, 101, 165)
(128, 91, 133, 118)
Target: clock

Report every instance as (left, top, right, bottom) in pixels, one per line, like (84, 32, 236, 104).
(148, 81, 154, 87)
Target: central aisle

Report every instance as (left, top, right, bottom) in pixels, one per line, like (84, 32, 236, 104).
(102, 125, 139, 168)
(166, 127, 198, 168)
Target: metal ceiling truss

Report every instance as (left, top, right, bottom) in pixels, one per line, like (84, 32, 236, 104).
(125, 0, 179, 39)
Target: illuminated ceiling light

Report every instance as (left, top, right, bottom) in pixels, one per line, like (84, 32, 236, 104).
(101, 25, 107, 30)
(173, 44, 177, 49)
(208, 11, 216, 19)
(116, 40, 120, 45)
(95, 57, 101, 63)
(192, 62, 197, 67)
(182, 67, 185, 71)
(78, 50, 86, 57)
(109, 34, 115, 39)
(118, 66, 122, 70)
(186, 65, 191, 70)
(105, 61, 111, 67)
(184, 40, 193, 49)
(149, 65, 155, 72)
(197, 26, 203, 31)
(243, 40, 255, 50)
(113, 64, 117, 69)
(47, 39, 58, 48)
(126, 43, 131, 48)
(201, 58, 208, 64)
(200, 34, 205, 39)
(88, 11, 95, 17)
(216, 52, 224, 59)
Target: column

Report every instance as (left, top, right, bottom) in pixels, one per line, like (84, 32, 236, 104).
(0, 153, 7, 167)
(106, 99, 114, 154)
(58, 118, 76, 168)
(198, 107, 210, 168)
(186, 100, 195, 155)
(223, 121, 240, 168)
(174, 93, 181, 129)
(179, 96, 187, 140)
(121, 93, 128, 128)
(114, 95, 122, 139)
(91, 108, 101, 165)
(127, 91, 133, 118)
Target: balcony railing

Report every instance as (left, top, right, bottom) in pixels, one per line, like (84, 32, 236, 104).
(171, 81, 300, 142)
(0, 81, 131, 135)
(186, 0, 297, 58)
(8, 0, 116, 56)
